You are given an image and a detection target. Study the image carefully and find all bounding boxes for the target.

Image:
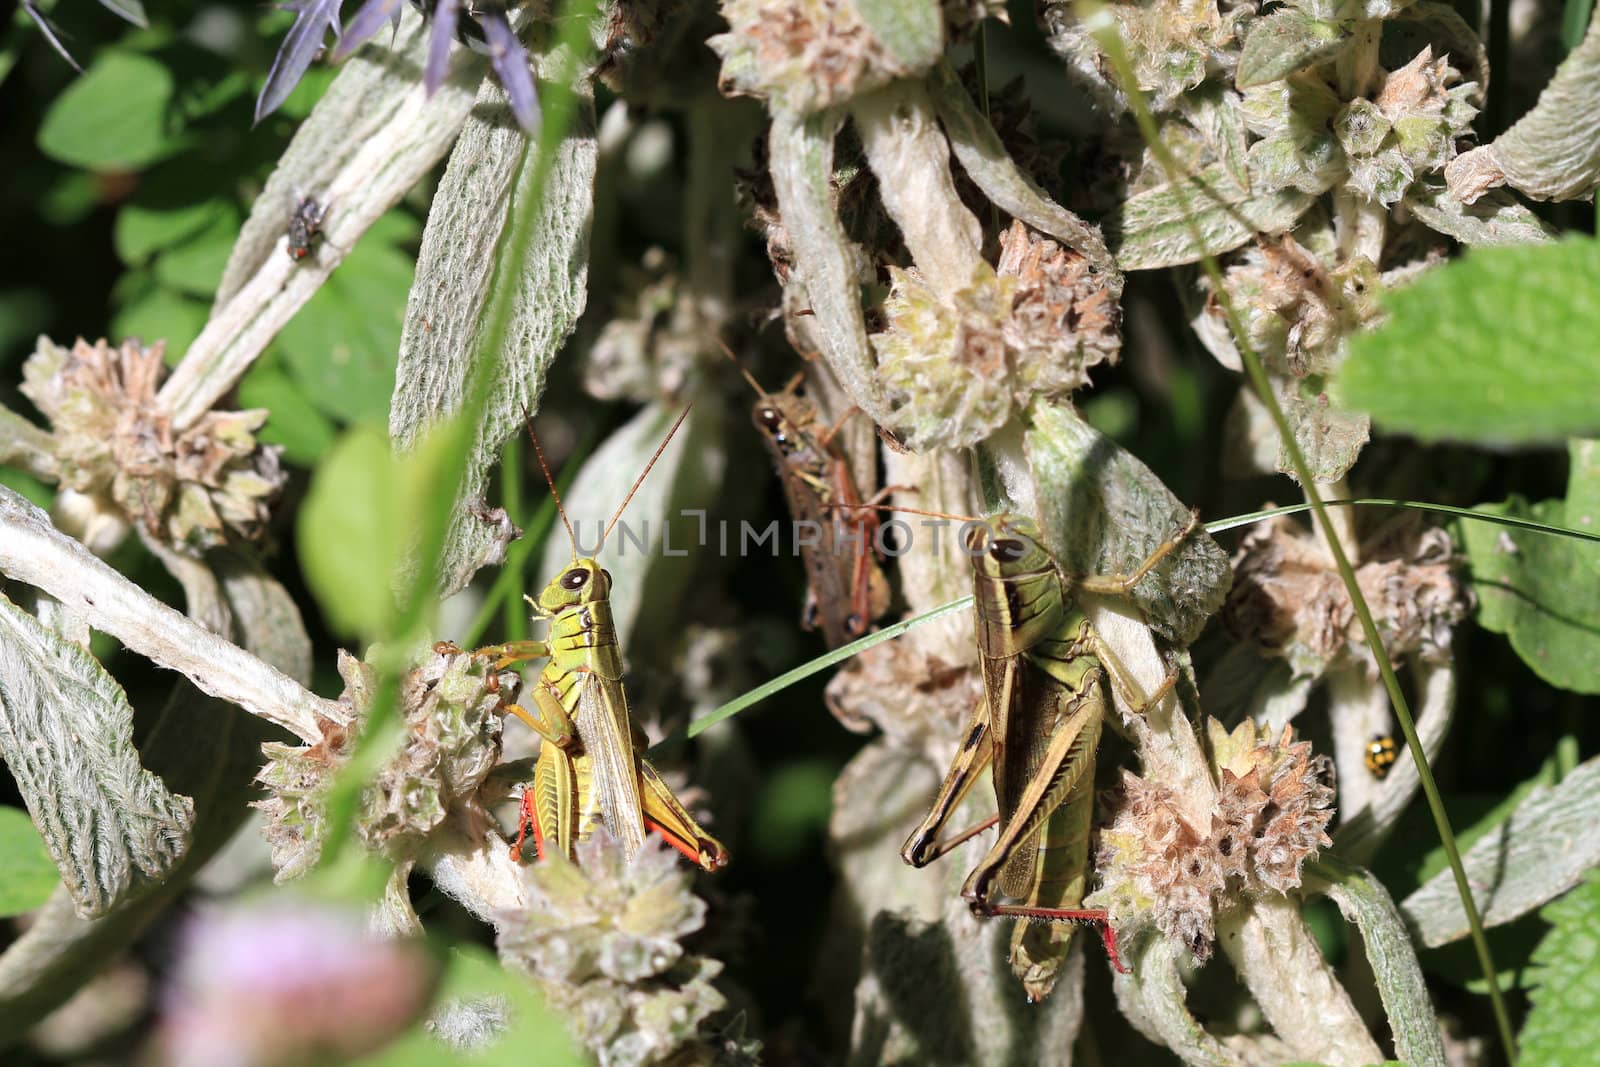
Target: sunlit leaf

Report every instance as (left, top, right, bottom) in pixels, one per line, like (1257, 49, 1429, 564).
(0, 806, 59, 917)
(1341, 237, 1600, 444)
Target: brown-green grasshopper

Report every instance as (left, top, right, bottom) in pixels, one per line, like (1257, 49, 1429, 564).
(724, 349, 901, 648)
(900, 509, 1198, 999)
(444, 408, 728, 872)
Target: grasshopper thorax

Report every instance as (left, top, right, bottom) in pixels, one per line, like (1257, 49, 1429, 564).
(969, 514, 1066, 657)
(535, 557, 613, 614)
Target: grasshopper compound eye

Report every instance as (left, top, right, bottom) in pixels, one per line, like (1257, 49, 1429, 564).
(989, 539, 1026, 563)
(756, 406, 782, 430)
(560, 569, 589, 591)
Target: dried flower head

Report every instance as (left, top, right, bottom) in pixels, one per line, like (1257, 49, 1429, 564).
(498, 832, 731, 1067)
(20, 337, 286, 552)
(1091, 720, 1335, 963)
(710, 0, 912, 113)
(1213, 235, 1383, 380)
(1207, 719, 1336, 894)
(1339, 48, 1480, 206)
(256, 646, 516, 879)
(1042, 0, 1250, 113)
(1223, 514, 1474, 679)
(824, 641, 980, 750)
(873, 224, 1119, 450)
(157, 900, 437, 1067)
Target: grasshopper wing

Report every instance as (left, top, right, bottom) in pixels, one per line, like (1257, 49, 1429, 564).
(570, 670, 647, 857)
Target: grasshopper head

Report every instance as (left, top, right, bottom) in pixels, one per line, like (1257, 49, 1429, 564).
(535, 557, 611, 613)
(968, 513, 1052, 577)
(751, 394, 823, 467)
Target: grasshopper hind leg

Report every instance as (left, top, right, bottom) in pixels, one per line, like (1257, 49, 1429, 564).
(901, 697, 995, 867)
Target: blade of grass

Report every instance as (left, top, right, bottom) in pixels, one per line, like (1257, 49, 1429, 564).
(1082, 7, 1515, 1061)
(676, 595, 974, 744)
(1565, 0, 1595, 51)
(501, 434, 526, 642)
(1205, 498, 1600, 543)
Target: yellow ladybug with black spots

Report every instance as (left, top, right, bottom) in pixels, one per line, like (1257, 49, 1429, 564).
(1364, 734, 1399, 779)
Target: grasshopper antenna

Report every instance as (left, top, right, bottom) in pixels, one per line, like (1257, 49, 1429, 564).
(599, 404, 693, 554)
(521, 402, 578, 561)
(711, 335, 773, 400)
(826, 501, 981, 523)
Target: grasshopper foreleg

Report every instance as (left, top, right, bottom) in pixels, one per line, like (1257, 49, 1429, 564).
(502, 684, 577, 750)
(1088, 633, 1180, 724)
(1075, 509, 1202, 596)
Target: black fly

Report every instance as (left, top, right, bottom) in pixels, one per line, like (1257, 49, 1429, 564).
(286, 196, 326, 262)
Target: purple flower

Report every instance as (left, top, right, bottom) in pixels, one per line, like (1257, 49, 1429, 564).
(424, 0, 460, 94)
(332, 0, 406, 61)
(254, 0, 345, 126)
(157, 900, 437, 1067)
(255, 0, 542, 134)
(477, 5, 540, 133)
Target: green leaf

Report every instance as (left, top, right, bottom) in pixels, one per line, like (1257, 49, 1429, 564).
(297, 419, 467, 640)
(1403, 754, 1600, 946)
(110, 285, 209, 358)
(1311, 857, 1447, 1067)
(1403, 181, 1557, 247)
(114, 199, 226, 265)
(152, 209, 242, 297)
(1340, 237, 1600, 444)
(534, 397, 724, 652)
(1024, 401, 1232, 646)
(855, 0, 943, 75)
(1520, 869, 1600, 1066)
(296, 426, 405, 640)
(38, 51, 179, 170)
(0, 806, 59, 917)
(1461, 442, 1600, 693)
(749, 761, 836, 864)
(237, 363, 337, 467)
(1110, 161, 1318, 269)
(390, 84, 594, 597)
(1236, 10, 1346, 87)
(353, 945, 582, 1066)
(278, 229, 415, 424)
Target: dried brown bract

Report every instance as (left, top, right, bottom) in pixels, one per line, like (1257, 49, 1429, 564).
(711, 0, 907, 113)
(872, 222, 1120, 450)
(1223, 513, 1473, 678)
(20, 336, 285, 552)
(996, 219, 1121, 375)
(255, 647, 517, 879)
(1092, 720, 1335, 963)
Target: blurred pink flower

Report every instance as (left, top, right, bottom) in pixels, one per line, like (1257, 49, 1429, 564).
(157, 901, 436, 1067)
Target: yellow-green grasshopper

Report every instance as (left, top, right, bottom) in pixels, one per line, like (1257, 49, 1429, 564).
(445, 408, 728, 872)
(899, 509, 1198, 999)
